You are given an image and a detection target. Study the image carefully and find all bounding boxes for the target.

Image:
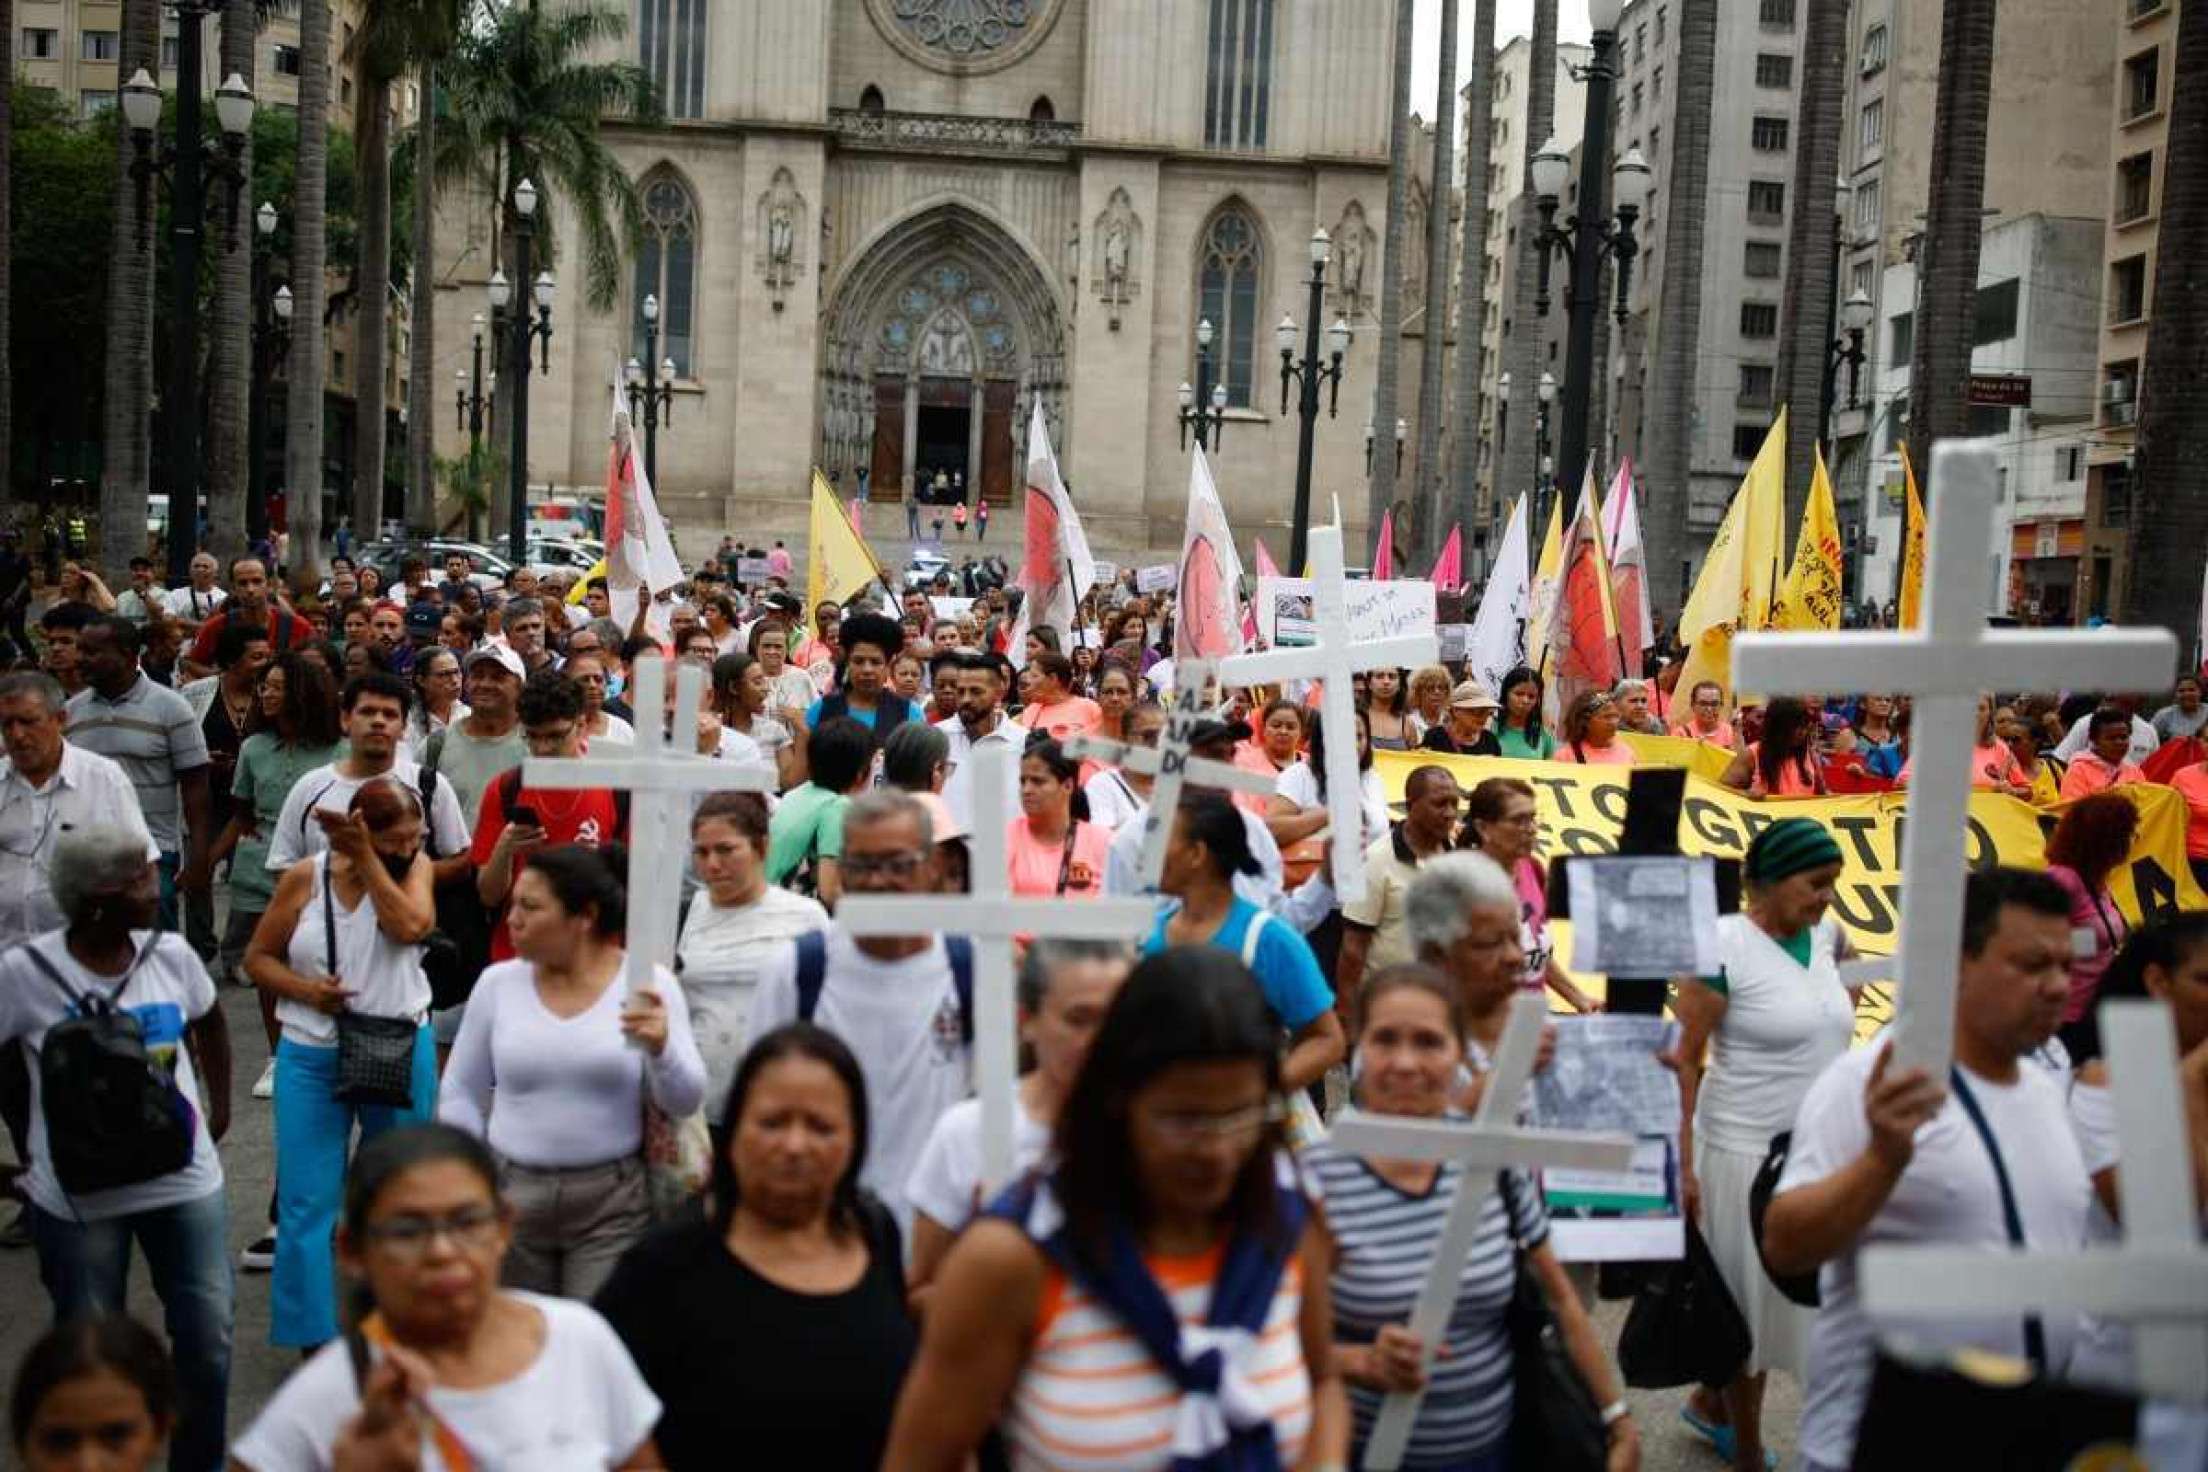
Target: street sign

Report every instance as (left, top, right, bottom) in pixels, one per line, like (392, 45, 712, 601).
(1967, 373, 2032, 408)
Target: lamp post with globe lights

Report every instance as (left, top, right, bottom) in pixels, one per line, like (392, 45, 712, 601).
(625, 293, 677, 487)
(1278, 227, 1352, 574)
(121, 52, 254, 582)
(492, 178, 554, 562)
(1365, 418, 1407, 477)
(1177, 317, 1228, 453)
(1822, 290, 1874, 451)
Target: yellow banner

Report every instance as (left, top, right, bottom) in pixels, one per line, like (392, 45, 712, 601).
(1774, 445, 1844, 632)
(1899, 445, 1926, 629)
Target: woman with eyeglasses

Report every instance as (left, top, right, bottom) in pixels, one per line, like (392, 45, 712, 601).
(883, 946, 1351, 1470)
(1460, 777, 1599, 1013)
(1555, 689, 1638, 765)
(232, 1125, 663, 1471)
(403, 647, 468, 758)
(566, 649, 636, 749)
(1671, 679, 1738, 749)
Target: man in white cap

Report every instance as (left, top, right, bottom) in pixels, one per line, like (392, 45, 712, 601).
(421, 644, 528, 831)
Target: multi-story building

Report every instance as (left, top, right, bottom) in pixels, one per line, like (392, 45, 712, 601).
(1467, 36, 1588, 531)
(2085, 0, 2182, 621)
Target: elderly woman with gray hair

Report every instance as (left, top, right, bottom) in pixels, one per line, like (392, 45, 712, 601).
(0, 825, 235, 1472)
(1403, 848, 1560, 1105)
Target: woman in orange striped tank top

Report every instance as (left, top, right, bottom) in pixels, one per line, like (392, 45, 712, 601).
(883, 947, 1349, 1471)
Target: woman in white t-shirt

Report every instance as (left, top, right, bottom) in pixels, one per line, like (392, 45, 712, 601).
(1265, 707, 1388, 855)
(232, 1124, 663, 1472)
(675, 794, 828, 1125)
(566, 650, 636, 748)
(712, 651, 798, 788)
(246, 777, 439, 1351)
(905, 939, 1132, 1288)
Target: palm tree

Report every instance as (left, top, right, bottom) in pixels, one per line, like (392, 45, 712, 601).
(1642, 0, 1715, 615)
(1366, 0, 1417, 549)
(99, 0, 160, 586)
(1411, 0, 1459, 566)
(284, 0, 330, 586)
(1497, 0, 1557, 539)
(1775, 0, 1849, 529)
(1450, 0, 1497, 557)
(1905, 0, 1997, 487)
(202, 0, 258, 561)
(0, 0, 13, 527)
(2122, 0, 2206, 642)
(404, 32, 456, 533)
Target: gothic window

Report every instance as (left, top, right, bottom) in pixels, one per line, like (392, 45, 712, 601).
(860, 83, 886, 113)
(1029, 95, 1055, 123)
(633, 173, 698, 377)
(1197, 206, 1263, 407)
(637, 0, 706, 120)
(1205, 0, 1275, 149)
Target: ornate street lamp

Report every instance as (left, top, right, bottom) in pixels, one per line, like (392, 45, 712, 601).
(1279, 227, 1352, 574)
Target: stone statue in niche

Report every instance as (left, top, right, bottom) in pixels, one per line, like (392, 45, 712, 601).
(757, 168, 807, 310)
(919, 310, 977, 377)
(1091, 189, 1142, 330)
(1403, 183, 1429, 313)
(1331, 201, 1372, 318)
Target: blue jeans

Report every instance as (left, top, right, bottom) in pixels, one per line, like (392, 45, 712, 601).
(272, 1027, 436, 1347)
(29, 1186, 233, 1472)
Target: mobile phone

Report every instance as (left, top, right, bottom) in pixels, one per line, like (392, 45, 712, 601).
(507, 804, 541, 829)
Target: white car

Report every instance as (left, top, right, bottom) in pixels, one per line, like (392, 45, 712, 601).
(527, 537, 604, 575)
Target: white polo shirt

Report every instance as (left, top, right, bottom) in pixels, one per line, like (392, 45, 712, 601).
(0, 743, 158, 946)
(935, 712, 1024, 833)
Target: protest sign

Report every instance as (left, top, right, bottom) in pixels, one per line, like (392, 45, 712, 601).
(1136, 564, 1177, 593)
(1255, 576, 1437, 648)
(735, 556, 772, 586)
(929, 596, 975, 623)
(1091, 559, 1119, 588)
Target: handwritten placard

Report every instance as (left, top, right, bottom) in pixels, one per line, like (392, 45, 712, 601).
(1256, 577, 1437, 648)
(1091, 560, 1120, 588)
(734, 557, 773, 586)
(1136, 564, 1178, 594)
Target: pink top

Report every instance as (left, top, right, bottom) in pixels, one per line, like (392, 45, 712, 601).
(1970, 743, 2026, 792)
(2171, 764, 2208, 860)
(1555, 739, 1637, 766)
(1514, 856, 1553, 991)
(1744, 741, 1824, 798)
(1005, 817, 1114, 900)
(1019, 696, 1104, 744)
(1670, 719, 1737, 750)
(2060, 752, 2146, 802)
(2046, 861, 2128, 1026)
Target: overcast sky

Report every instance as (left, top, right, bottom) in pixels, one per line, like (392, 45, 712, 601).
(1410, 0, 1596, 119)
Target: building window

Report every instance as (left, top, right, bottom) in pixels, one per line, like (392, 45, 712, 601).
(1968, 405, 2011, 438)
(2124, 48, 2158, 120)
(1744, 241, 1782, 278)
(1738, 363, 1776, 406)
(272, 43, 302, 75)
(1635, 22, 1646, 62)
(79, 89, 117, 117)
(1652, 65, 1662, 100)
(2101, 462, 2133, 526)
(1859, 99, 1883, 159)
(1854, 177, 1880, 235)
(1973, 278, 2020, 345)
(2103, 361, 2139, 425)
(1205, 0, 1276, 150)
(22, 27, 57, 59)
(2115, 152, 2154, 222)
(1755, 53, 1793, 88)
(1657, 5, 1667, 44)
(161, 35, 179, 70)
(1888, 311, 1913, 368)
(1850, 258, 1874, 298)
(858, 84, 885, 113)
(1631, 83, 1642, 116)
(1747, 179, 1786, 222)
(1198, 205, 1264, 407)
(82, 29, 118, 60)
(1733, 424, 1771, 459)
(1751, 116, 1790, 152)
(2056, 445, 2085, 482)
(1029, 95, 1055, 123)
(632, 172, 698, 377)
(1861, 23, 1888, 74)
(1740, 302, 1778, 339)
(341, 75, 353, 107)
(1759, 0, 1795, 28)
(637, 0, 706, 120)
(2108, 255, 2148, 324)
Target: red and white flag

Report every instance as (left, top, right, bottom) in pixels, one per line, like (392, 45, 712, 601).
(604, 379, 685, 641)
(1008, 399, 1095, 664)
(1553, 473, 1624, 698)
(1430, 524, 1463, 593)
(1602, 456, 1654, 658)
(1242, 537, 1281, 648)
(1175, 446, 1246, 661)
(1372, 507, 1397, 580)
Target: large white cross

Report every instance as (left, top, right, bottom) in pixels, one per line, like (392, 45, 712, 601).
(1217, 524, 1438, 904)
(523, 655, 777, 998)
(1732, 441, 2174, 1076)
(1062, 660, 1277, 891)
(1860, 999, 2208, 1402)
(836, 743, 1156, 1189)
(1327, 993, 1636, 1468)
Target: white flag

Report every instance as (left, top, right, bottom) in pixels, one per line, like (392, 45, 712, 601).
(604, 377, 685, 641)
(1603, 457, 1655, 655)
(1008, 399, 1095, 665)
(1466, 494, 1531, 695)
(1174, 447, 1246, 661)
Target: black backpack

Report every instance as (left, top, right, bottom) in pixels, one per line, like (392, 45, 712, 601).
(793, 930, 974, 1045)
(21, 941, 197, 1196)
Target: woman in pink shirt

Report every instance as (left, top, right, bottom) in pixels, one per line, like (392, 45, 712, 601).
(1006, 738, 1113, 899)
(2046, 791, 2138, 1059)
(1553, 689, 1638, 766)
(1015, 651, 1103, 743)
(1720, 696, 1827, 798)
(2061, 706, 2150, 800)
(2171, 753, 2208, 888)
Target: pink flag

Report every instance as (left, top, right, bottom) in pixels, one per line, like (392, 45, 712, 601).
(1430, 524, 1463, 592)
(1176, 447, 1246, 660)
(1252, 537, 1282, 580)
(1372, 508, 1396, 580)
(1602, 457, 1655, 656)
(1243, 538, 1281, 647)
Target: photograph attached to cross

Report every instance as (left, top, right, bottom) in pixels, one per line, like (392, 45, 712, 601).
(1063, 659, 1276, 891)
(835, 742, 1156, 1191)
(524, 655, 777, 999)
(1732, 441, 2175, 1077)
(1325, 993, 1635, 1469)
(1218, 523, 1439, 905)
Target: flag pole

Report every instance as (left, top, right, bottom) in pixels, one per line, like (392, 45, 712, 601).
(1066, 556, 1087, 647)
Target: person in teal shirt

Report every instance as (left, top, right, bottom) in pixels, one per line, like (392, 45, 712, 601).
(764, 716, 873, 905)
(1495, 664, 1557, 760)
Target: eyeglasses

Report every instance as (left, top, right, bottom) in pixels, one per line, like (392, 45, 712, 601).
(362, 1205, 502, 1260)
(1147, 1102, 1270, 1143)
(840, 851, 930, 880)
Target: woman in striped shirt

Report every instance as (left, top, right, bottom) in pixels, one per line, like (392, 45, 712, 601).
(1306, 963, 1639, 1470)
(882, 946, 1350, 1470)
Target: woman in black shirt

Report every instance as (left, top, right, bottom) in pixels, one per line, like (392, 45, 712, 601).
(594, 1024, 915, 1470)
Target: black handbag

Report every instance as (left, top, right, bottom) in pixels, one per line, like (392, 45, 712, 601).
(1499, 1174, 1610, 1471)
(325, 861, 419, 1108)
(1749, 1129, 1822, 1307)
(1618, 1216, 1752, 1388)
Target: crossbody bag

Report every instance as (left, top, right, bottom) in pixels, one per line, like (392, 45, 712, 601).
(328, 859, 420, 1109)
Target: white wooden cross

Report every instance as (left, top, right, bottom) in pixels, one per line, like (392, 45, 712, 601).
(1062, 659, 1276, 890)
(836, 742, 1155, 1189)
(1216, 524, 1439, 904)
(523, 654, 777, 999)
(1328, 993, 1636, 1468)
(1733, 441, 2174, 1076)
(1860, 999, 2208, 1402)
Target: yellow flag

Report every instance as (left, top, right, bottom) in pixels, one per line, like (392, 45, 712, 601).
(806, 469, 885, 615)
(566, 559, 607, 606)
(1739, 407, 1789, 630)
(1676, 412, 1789, 701)
(1775, 445, 1845, 631)
(1899, 444, 1927, 629)
(1525, 493, 1566, 674)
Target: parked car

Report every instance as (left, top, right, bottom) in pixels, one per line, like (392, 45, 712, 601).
(356, 539, 513, 593)
(527, 536, 604, 575)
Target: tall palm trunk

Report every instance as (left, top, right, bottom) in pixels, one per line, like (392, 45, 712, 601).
(352, 67, 394, 539)
(1411, 0, 1459, 566)
(1586, 255, 1613, 493)
(203, 0, 256, 561)
(1643, 0, 1715, 617)
(1365, 0, 1417, 550)
(0, 0, 13, 528)
(1905, 0, 1997, 490)
(285, 0, 331, 586)
(406, 61, 439, 533)
(1451, 0, 1497, 568)
(99, 0, 160, 585)
(2122, 0, 2207, 645)
(1775, 0, 1848, 529)
(1497, 0, 1556, 545)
